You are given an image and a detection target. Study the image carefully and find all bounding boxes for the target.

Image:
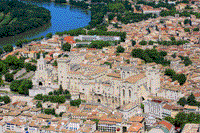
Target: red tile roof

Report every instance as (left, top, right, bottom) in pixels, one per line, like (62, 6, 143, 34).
(64, 36, 76, 44)
(158, 121, 173, 131)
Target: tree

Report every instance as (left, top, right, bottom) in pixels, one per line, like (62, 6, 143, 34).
(34, 94, 43, 100)
(5, 73, 13, 82)
(131, 40, 136, 46)
(116, 46, 125, 53)
(140, 103, 144, 112)
(165, 69, 176, 77)
(171, 53, 176, 58)
(24, 63, 36, 72)
(52, 60, 57, 66)
(36, 101, 42, 108)
(0, 48, 3, 55)
(184, 19, 190, 24)
(187, 112, 196, 123)
(193, 28, 199, 31)
(3, 96, 11, 104)
(177, 97, 187, 106)
(177, 74, 186, 85)
(187, 93, 196, 106)
(139, 40, 147, 45)
(149, 40, 154, 45)
(58, 85, 63, 95)
(184, 28, 190, 32)
(3, 44, 13, 53)
(46, 32, 52, 39)
(175, 112, 187, 127)
(70, 99, 82, 107)
(15, 40, 23, 48)
(164, 116, 175, 125)
(62, 43, 71, 52)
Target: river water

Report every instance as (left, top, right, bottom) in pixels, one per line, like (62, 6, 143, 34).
(0, 1, 91, 46)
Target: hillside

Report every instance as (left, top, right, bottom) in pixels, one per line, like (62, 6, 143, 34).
(0, 1, 51, 38)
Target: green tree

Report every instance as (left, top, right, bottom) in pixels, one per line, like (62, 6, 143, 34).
(184, 28, 190, 32)
(177, 97, 187, 106)
(177, 74, 186, 85)
(15, 40, 23, 48)
(149, 40, 154, 45)
(175, 112, 187, 127)
(187, 93, 196, 106)
(184, 19, 190, 24)
(3, 44, 13, 53)
(70, 99, 82, 107)
(187, 112, 196, 123)
(52, 60, 58, 66)
(58, 85, 63, 95)
(116, 45, 125, 53)
(5, 73, 13, 82)
(131, 40, 136, 46)
(34, 94, 43, 100)
(24, 63, 36, 72)
(193, 28, 199, 31)
(171, 53, 176, 58)
(164, 116, 175, 125)
(3, 96, 11, 104)
(0, 48, 3, 55)
(46, 33, 52, 39)
(140, 103, 144, 113)
(62, 43, 71, 52)
(36, 101, 42, 108)
(139, 40, 147, 45)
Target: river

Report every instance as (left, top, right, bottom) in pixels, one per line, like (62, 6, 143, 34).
(0, 0, 91, 46)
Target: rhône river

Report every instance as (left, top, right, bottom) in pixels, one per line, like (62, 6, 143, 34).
(0, 1, 91, 46)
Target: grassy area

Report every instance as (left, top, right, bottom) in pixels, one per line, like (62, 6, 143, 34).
(0, 14, 12, 25)
(0, 90, 9, 94)
(9, 17, 17, 25)
(0, 13, 4, 22)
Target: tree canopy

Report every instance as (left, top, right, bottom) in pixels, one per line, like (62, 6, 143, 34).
(62, 43, 71, 52)
(116, 45, 125, 53)
(0, 1, 51, 38)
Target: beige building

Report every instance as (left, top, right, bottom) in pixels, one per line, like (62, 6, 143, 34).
(57, 54, 161, 112)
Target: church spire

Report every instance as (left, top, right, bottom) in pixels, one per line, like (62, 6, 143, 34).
(40, 52, 44, 59)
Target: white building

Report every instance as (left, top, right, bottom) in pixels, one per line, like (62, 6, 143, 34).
(143, 99, 166, 119)
(73, 35, 121, 41)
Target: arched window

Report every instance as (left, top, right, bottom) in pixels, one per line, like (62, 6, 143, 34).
(129, 90, 131, 98)
(98, 99, 101, 103)
(39, 82, 43, 86)
(123, 89, 125, 97)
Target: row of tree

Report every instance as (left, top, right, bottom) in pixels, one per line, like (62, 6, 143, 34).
(131, 48, 170, 66)
(165, 112, 200, 129)
(0, 1, 51, 38)
(164, 68, 187, 85)
(179, 56, 192, 66)
(34, 85, 71, 103)
(160, 10, 200, 18)
(116, 12, 156, 25)
(177, 93, 199, 107)
(10, 79, 33, 95)
(157, 40, 189, 46)
(137, 0, 176, 10)
(70, 98, 86, 107)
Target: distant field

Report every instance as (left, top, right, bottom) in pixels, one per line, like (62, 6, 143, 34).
(0, 14, 12, 25)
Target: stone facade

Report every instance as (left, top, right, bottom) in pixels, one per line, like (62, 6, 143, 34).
(57, 56, 161, 110)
